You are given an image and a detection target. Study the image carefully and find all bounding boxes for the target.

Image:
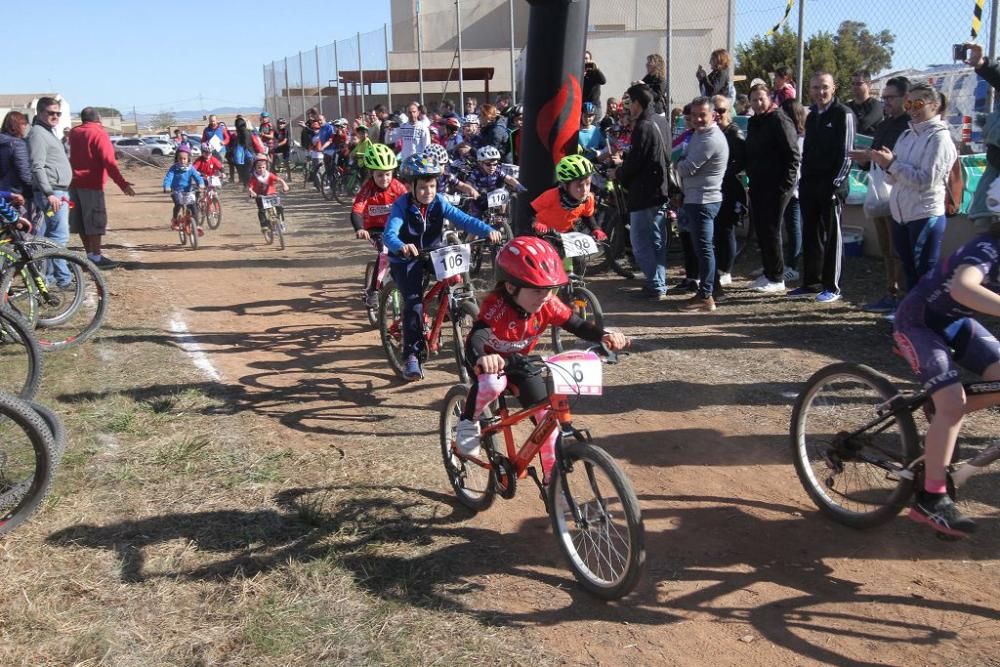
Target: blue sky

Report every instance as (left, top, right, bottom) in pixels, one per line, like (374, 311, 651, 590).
(7, 0, 986, 114)
(6, 0, 391, 114)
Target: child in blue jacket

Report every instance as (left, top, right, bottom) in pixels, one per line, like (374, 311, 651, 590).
(383, 153, 502, 380)
(162, 146, 205, 232)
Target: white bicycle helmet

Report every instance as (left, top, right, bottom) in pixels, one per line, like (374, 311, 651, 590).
(333, 117, 349, 128)
(423, 143, 450, 167)
(463, 114, 480, 126)
(476, 145, 501, 163)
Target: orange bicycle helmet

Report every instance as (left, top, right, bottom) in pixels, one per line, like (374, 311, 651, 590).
(495, 236, 568, 289)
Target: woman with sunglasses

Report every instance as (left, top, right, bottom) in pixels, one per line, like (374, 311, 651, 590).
(870, 84, 957, 292)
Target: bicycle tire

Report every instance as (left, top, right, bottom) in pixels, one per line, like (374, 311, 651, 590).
(0, 392, 56, 536)
(440, 384, 496, 512)
(0, 257, 41, 328)
(178, 224, 187, 246)
(6, 251, 109, 352)
(451, 300, 478, 384)
(333, 171, 353, 205)
(552, 286, 604, 354)
(27, 400, 65, 465)
(262, 224, 274, 245)
(275, 210, 286, 251)
(378, 282, 407, 379)
(790, 362, 921, 529)
(188, 220, 199, 250)
(548, 442, 644, 599)
(206, 198, 222, 230)
(321, 169, 336, 201)
(0, 307, 43, 400)
(364, 262, 379, 328)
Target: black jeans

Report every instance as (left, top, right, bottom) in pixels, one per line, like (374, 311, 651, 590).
(750, 186, 793, 282)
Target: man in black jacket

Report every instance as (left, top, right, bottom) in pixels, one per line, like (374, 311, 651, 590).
(851, 76, 911, 313)
(848, 69, 883, 136)
(583, 51, 607, 120)
(610, 83, 671, 299)
(789, 72, 855, 303)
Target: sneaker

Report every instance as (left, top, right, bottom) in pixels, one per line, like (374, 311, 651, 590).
(630, 288, 667, 301)
(170, 219, 180, 231)
(754, 279, 786, 294)
(815, 290, 842, 303)
(717, 272, 732, 286)
(403, 354, 423, 381)
(750, 274, 771, 290)
(454, 419, 482, 459)
(712, 286, 726, 302)
(787, 286, 820, 298)
(862, 295, 898, 313)
(909, 492, 977, 538)
(675, 278, 700, 292)
(782, 267, 800, 282)
(91, 256, 120, 270)
(196, 226, 205, 237)
(680, 294, 717, 312)
(884, 312, 896, 323)
(749, 267, 765, 279)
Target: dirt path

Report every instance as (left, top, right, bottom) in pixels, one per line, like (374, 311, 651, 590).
(98, 169, 999, 666)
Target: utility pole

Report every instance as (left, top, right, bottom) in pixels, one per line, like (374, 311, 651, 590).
(133, 105, 138, 135)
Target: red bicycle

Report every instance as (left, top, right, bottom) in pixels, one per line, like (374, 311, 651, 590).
(174, 190, 201, 250)
(377, 239, 482, 383)
(439, 347, 645, 599)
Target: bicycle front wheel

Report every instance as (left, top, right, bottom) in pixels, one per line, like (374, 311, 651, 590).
(205, 197, 222, 230)
(552, 286, 604, 353)
(5, 251, 109, 352)
(451, 300, 478, 384)
(440, 384, 495, 512)
(333, 171, 354, 205)
(0, 307, 43, 399)
(188, 220, 199, 249)
(790, 362, 921, 529)
(363, 262, 379, 328)
(548, 442, 644, 600)
(0, 392, 56, 536)
(378, 283, 407, 378)
(275, 213, 286, 251)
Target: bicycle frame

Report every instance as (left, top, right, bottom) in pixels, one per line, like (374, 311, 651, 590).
(477, 390, 574, 480)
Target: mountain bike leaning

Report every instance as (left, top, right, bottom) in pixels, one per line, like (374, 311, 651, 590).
(791, 221, 1000, 539)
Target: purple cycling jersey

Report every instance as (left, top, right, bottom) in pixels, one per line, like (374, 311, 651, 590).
(909, 234, 1000, 322)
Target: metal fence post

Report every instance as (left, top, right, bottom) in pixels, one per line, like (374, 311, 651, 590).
(989, 0, 999, 112)
(263, 65, 269, 115)
(358, 32, 366, 118)
(334, 41, 341, 118)
(315, 47, 323, 117)
(509, 0, 516, 103)
(270, 63, 279, 120)
(299, 51, 306, 122)
(665, 0, 672, 108)
(796, 0, 806, 103)
(417, 6, 425, 106)
(457, 0, 465, 107)
(284, 57, 292, 123)
(385, 23, 393, 112)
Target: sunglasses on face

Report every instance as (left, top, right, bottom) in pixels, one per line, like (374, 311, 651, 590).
(714, 108, 729, 114)
(46, 110, 62, 117)
(904, 99, 928, 111)
(482, 161, 498, 167)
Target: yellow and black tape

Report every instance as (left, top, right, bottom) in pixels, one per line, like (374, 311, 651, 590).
(767, 0, 795, 36)
(972, 0, 984, 39)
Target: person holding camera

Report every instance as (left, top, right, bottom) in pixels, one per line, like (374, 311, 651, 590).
(583, 51, 607, 119)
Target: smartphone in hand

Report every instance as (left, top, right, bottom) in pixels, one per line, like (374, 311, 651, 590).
(953, 43, 969, 61)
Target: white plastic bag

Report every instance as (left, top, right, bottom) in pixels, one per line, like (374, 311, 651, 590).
(863, 165, 892, 219)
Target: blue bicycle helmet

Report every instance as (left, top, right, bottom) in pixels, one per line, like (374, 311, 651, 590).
(400, 153, 442, 181)
(582, 102, 597, 115)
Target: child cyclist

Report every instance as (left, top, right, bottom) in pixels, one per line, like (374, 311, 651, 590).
(530, 154, 607, 244)
(453, 236, 629, 481)
(383, 153, 504, 381)
(194, 144, 225, 181)
(422, 144, 477, 199)
(247, 153, 290, 231)
(162, 145, 205, 233)
(351, 143, 408, 307)
(892, 222, 1000, 538)
(463, 145, 525, 218)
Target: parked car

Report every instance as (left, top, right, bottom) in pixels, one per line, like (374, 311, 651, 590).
(112, 137, 156, 160)
(141, 137, 176, 157)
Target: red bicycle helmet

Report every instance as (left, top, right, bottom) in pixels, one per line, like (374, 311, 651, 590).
(495, 236, 568, 289)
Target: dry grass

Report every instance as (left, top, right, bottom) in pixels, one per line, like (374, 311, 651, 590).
(0, 319, 551, 666)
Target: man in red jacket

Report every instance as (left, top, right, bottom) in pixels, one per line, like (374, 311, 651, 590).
(68, 107, 135, 269)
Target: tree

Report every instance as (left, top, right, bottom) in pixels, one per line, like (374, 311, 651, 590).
(92, 106, 122, 118)
(735, 21, 895, 96)
(151, 111, 176, 130)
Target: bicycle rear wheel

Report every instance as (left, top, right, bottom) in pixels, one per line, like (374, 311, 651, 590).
(333, 171, 354, 205)
(4, 250, 109, 352)
(0, 392, 56, 535)
(28, 400, 65, 465)
(440, 384, 495, 512)
(790, 362, 921, 528)
(378, 283, 407, 378)
(450, 299, 478, 384)
(0, 307, 43, 399)
(552, 286, 604, 353)
(548, 442, 644, 599)
(363, 262, 379, 328)
(205, 197, 222, 230)
(275, 212, 286, 251)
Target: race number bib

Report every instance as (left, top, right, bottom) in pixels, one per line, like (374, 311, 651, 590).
(546, 350, 603, 396)
(309, 150, 324, 160)
(209, 176, 222, 188)
(561, 231, 599, 258)
(261, 195, 281, 210)
(502, 163, 520, 179)
(430, 243, 472, 281)
(179, 191, 197, 205)
(487, 188, 509, 208)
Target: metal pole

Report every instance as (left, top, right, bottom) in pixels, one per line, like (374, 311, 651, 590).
(385, 23, 393, 112)
(416, 6, 425, 106)
(457, 0, 466, 107)
(726, 0, 736, 85)
(796, 0, 806, 103)
(284, 57, 292, 123)
(270, 63, 279, 121)
(665, 0, 672, 109)
(988, 0, 1000, 111)
(509, 0, 517, 103)
(334, 41, 341, 118)
(315, 46, 323, 117)
(358, 32, 366, 118)
(263, 65, 269, 115)
(298, 51, 306, 123)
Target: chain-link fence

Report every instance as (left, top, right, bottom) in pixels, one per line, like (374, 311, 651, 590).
(264, 0, 998, 133)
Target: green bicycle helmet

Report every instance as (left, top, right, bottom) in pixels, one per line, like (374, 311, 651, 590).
(364, 143, 398, 171)
(555, 154, 595, 183)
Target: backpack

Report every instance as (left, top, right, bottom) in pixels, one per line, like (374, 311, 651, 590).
(945, 158, 965, 217)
